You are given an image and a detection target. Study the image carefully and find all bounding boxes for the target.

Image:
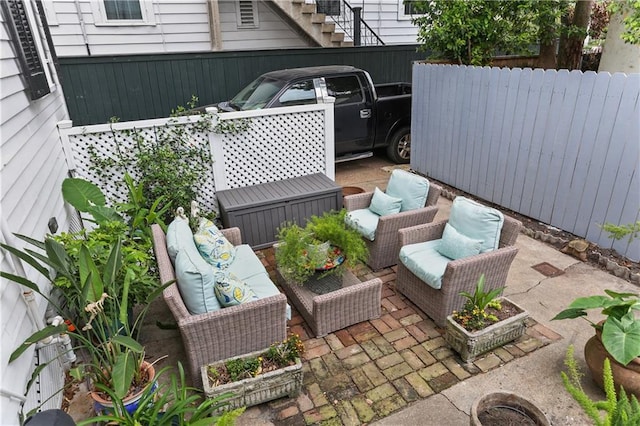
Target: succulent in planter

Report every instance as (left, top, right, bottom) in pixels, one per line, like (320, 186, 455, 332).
(202, 335, 305, 409)
(451, 274, 506, 332)
(206, 334, 304, 386)
(446, 274, 528, 362)
(275, 209, 368, 283)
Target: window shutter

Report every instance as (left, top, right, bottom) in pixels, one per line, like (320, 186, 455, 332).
(3, 0, 50, 100)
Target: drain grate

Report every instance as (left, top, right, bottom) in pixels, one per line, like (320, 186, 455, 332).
(532, 262, 565, 277)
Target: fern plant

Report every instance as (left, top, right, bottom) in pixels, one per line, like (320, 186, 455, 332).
(562, 345, 640, 426)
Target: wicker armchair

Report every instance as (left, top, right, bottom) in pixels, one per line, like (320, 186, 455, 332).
(151, 224, 287, 388)
(396, 214, 522, 327)
(344, 181, 441, 271)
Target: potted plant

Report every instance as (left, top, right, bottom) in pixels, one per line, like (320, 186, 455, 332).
(552, 289, 640, 398)
(3, 234, 169, 415)
(201, 334, 305, 409)
(445, 274, 529, 362)
(561, 345, 640, 425)
(1, 177, 170, 416)
(78, 362, 245, 425)
(275, 209, 368, 284)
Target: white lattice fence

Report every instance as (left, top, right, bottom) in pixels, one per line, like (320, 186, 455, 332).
(58, 103, 334, 214)
(212, 105, 334, 190)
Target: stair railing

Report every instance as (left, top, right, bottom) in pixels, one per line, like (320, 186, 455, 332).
(315, 0, 385, 46)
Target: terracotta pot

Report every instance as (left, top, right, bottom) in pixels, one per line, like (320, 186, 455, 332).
(470, 391, 550, 426)
(90, 361, 157, 415)
(584, 331, 640, 399)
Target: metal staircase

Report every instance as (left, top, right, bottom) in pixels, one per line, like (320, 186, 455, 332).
(268, 0, 384, 48)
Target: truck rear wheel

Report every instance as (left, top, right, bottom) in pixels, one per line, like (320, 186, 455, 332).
(387, 127, 411, 164)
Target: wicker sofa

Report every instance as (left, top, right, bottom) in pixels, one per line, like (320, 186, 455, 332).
(151, 224, 287, 388)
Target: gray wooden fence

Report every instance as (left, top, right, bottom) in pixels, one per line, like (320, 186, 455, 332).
(411, 64, 639, 262)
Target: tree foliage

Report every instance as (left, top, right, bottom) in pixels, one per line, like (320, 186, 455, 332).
(610, 0, 640, 44)
(410, 0, 542, 65)
(409, 0, 605, 69)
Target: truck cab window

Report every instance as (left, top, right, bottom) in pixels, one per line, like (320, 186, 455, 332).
(277, 80, 317, 106)
(326, 76, 363, 105)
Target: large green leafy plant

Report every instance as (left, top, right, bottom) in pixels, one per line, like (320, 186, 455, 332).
(1, 177, 170, 418)
(53, 177, 163, 314)
(2, 234, 168, 408)
(553, 290, 640, 365)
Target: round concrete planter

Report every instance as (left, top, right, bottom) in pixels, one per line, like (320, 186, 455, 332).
(470, 391, 549, 425)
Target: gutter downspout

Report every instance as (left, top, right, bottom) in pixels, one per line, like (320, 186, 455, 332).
(73, 0, 91, 56)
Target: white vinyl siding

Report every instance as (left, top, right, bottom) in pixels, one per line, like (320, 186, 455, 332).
(1, 1, 72, 420)
(357, 0, 420, 44)
(219, 0, 308, 50)
(49, 0, 211, 56)
(46, 0, 419, 56)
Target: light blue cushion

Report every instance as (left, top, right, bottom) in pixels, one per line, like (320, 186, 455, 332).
(174, 244, 222, 314)
(345, 208, 380, 241)
(369, 187, 402, 216)
(399, 240, 450, 289)
(244, 271, 292, 320)
(227, 245, 269, 281)
(194, 218, 235, 268)
(214, 271, 258, 307)
(229, 245, 292, 319)
(448, 197, 504, 253)
(385, 170, 430, 212)
(437, 223, 483, 260)
(166, 217, 195, 263)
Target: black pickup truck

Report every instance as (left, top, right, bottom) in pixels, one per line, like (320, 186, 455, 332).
(216, 65, 412, 163)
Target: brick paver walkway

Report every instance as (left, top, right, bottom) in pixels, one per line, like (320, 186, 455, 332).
(245, 248, 562, 425)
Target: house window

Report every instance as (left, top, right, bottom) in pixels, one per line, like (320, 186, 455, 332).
(317, 0, 340, 16)
(236, 1, 258, 28)
(104, 0, 142, 20)
(399, 0, 424, 19)
(91, 0, 155, 26)
(1, 0, 52, 100)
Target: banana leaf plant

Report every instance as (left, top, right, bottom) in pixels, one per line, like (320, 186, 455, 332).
(553, 290, 640, 366)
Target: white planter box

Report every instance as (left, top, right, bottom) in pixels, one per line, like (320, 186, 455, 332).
(201, 350, 303, 409)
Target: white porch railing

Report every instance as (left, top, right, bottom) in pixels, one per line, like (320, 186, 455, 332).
(57, 102, 335, 215)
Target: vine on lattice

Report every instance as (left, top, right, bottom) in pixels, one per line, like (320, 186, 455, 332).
(86, 97, 250, 221)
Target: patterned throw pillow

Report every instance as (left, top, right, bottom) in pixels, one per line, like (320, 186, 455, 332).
(194, 218, 236, 268)
(213, 271, 258, 307)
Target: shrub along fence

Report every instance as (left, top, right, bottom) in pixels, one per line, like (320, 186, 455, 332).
(411, 64, 639, 262)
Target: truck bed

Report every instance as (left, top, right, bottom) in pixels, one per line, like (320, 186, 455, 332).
(375, 82, 412, 97)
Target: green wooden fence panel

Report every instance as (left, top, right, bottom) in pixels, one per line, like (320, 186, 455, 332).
(58, 45, 425, 125)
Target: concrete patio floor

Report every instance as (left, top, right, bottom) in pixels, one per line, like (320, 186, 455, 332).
(68, 153, 637, 425)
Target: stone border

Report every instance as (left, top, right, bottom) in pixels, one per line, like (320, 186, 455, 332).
(438, 186, 640, 286)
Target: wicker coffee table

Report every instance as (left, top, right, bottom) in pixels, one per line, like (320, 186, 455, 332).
(276, 269, 383, 337)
